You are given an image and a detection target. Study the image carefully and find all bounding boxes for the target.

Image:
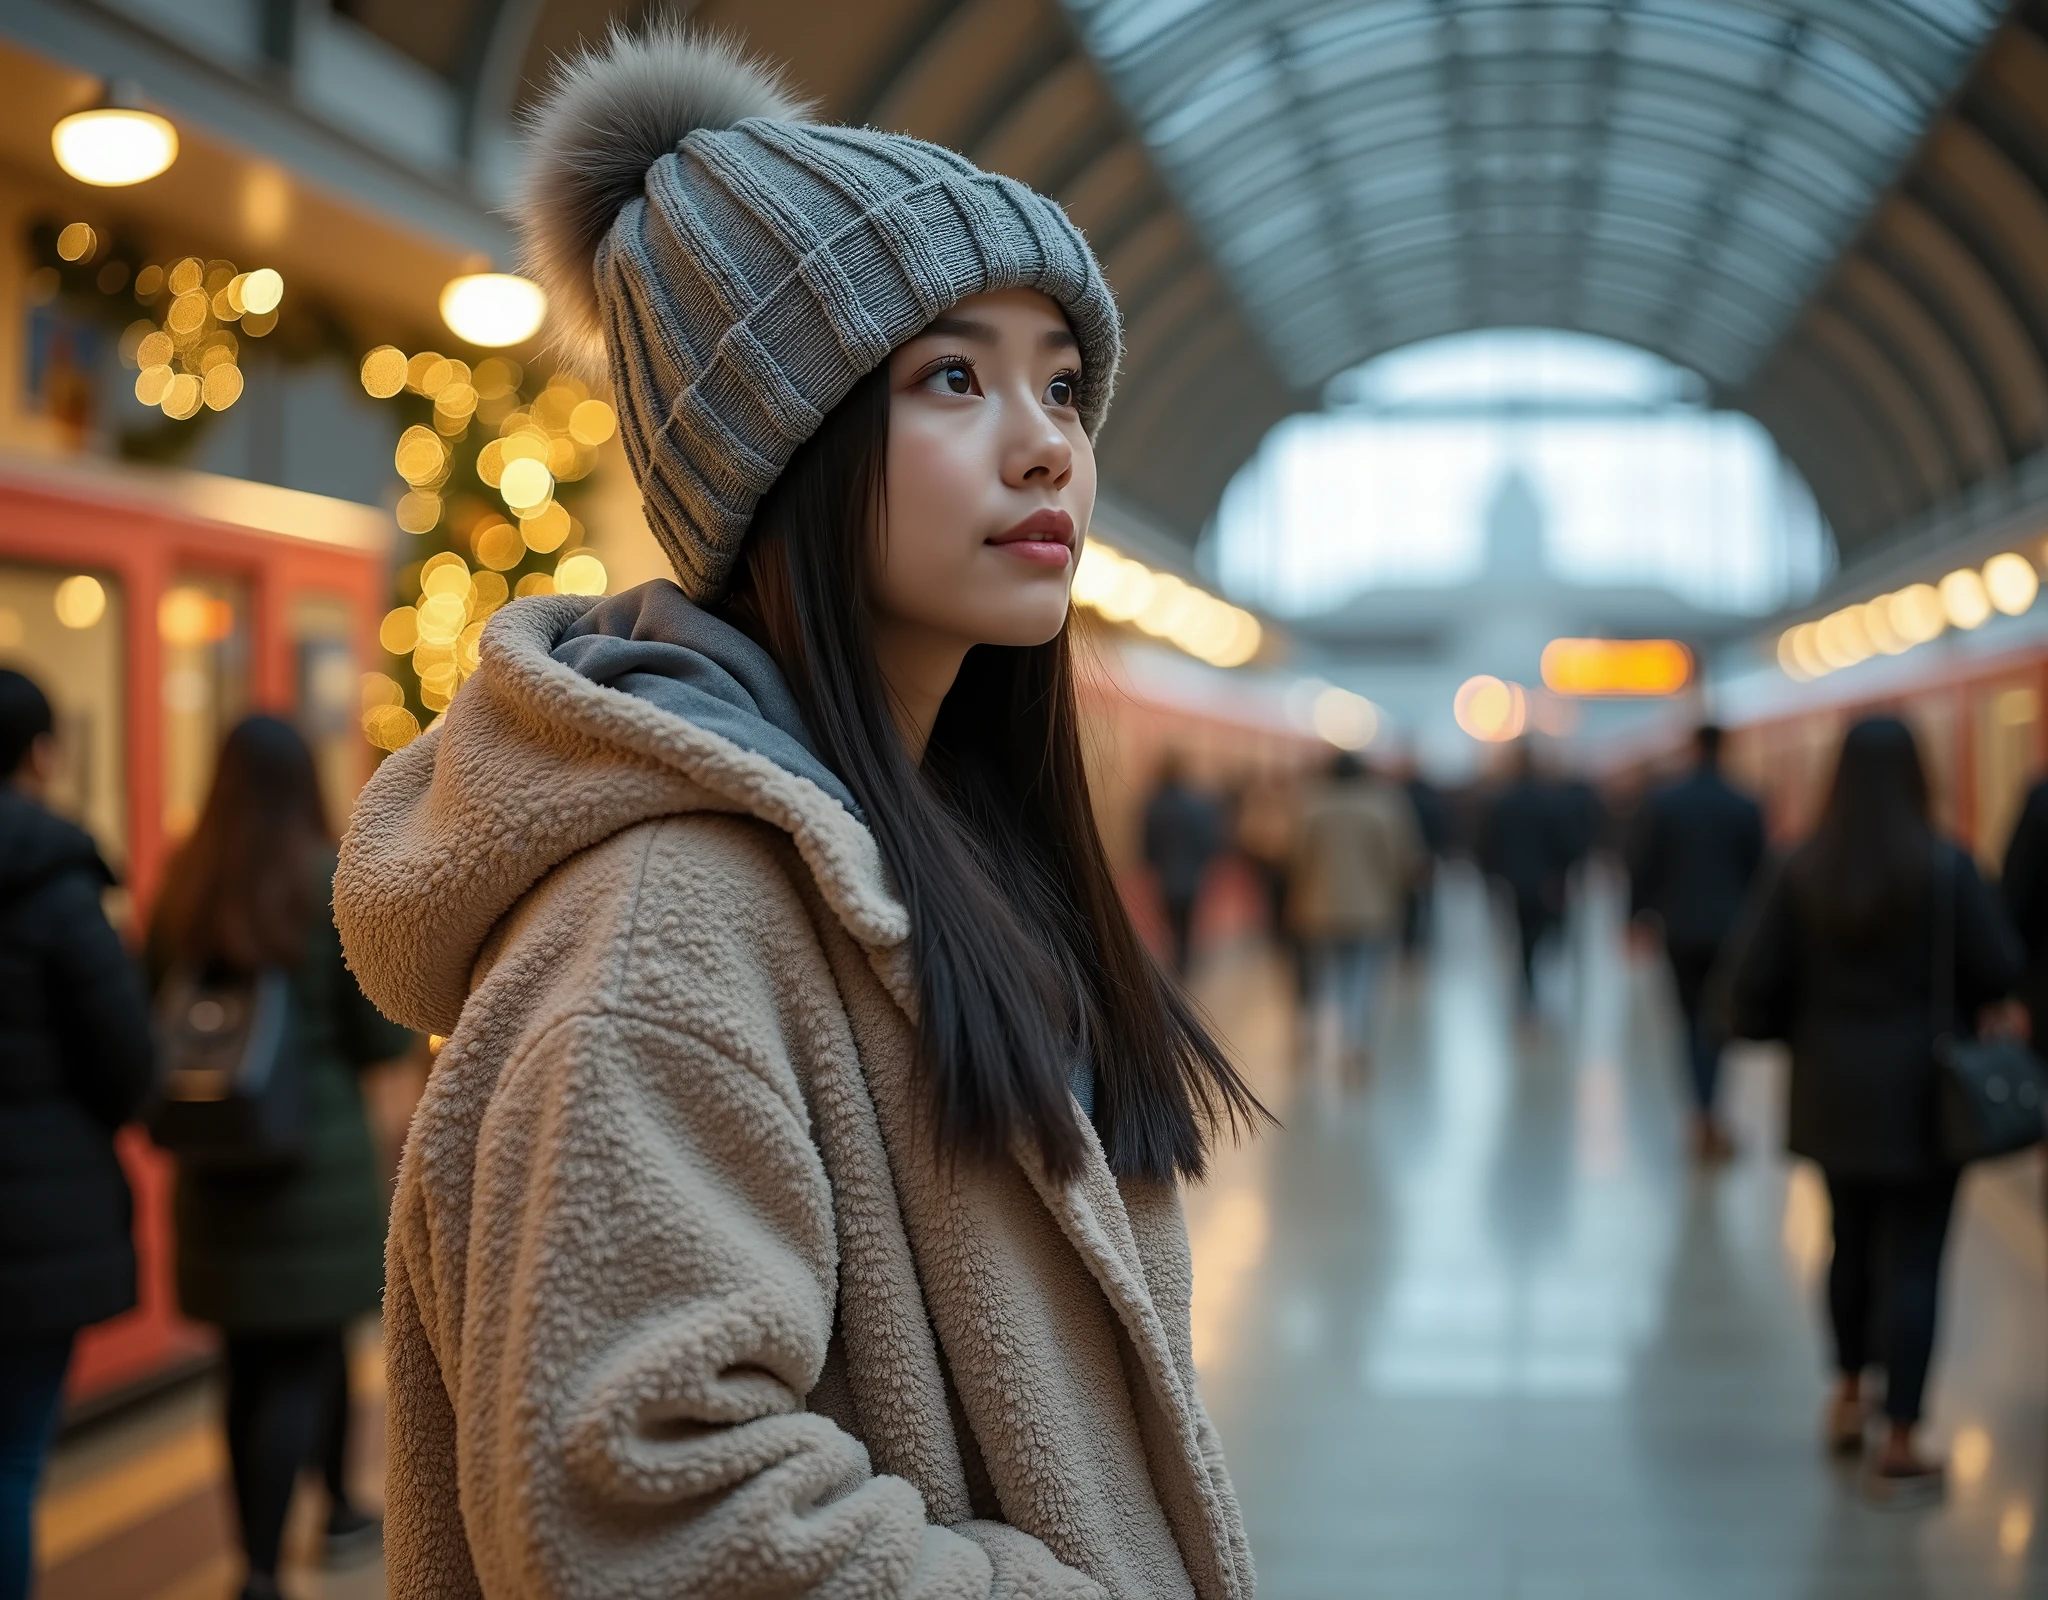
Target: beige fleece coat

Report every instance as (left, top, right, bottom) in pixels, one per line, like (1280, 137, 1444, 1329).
(335, 595, 1254, 1600)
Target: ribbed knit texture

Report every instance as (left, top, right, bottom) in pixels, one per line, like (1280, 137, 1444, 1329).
(596, 118, 1122, 601)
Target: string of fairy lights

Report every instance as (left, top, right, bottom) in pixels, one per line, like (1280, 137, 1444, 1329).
(353, 349, 618, 751)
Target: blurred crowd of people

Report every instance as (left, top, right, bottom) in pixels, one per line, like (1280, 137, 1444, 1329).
(1138, 709, 2047, 1506)
(0, 670, 412, 1600)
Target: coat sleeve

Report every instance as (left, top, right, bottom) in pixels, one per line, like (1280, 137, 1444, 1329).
(392, 1004, 1101, 1600)
(42, 870, 154, 1129)
(1950, 847, 2025, 1017)
(1625, 798, 1664, 920)
(1720, 861, 1798, 1042)
(2001, 783, 2048, 961)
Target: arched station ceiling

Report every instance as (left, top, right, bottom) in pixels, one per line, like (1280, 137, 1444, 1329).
(334, 0, 2048, 564)
(331, 0, 1294, 545)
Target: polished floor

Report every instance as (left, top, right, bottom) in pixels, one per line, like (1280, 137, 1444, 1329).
(35, 863, 2048, 1598)
(1190, 862, 2048, 1598)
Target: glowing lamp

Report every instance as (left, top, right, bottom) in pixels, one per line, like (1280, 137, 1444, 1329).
(1983, 552, 2039, 616)
(440, 273, 546, 348)
(1538, 638, 1692, 698)
(52, 105, 178, 187)
(1939, 568, 1992, 631)
(1454, 675, 1527, 742)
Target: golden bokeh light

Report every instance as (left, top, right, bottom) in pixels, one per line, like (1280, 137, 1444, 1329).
(239, 267, 283, 315)
(1983, 551, 2039, 616)
(475, 519, 526, 570)
(515, 573, 556, 597)
(134, 365, 171, 406)
(569, 399, 618, 446)
(519, 503, 572, 554)
(499, 457, 554, 512)
(396, 491, 442, 535)
(362, 702, 420, 752)
(378, 607, 420, 654)
(52, 575, 106, 630)
(395, 426, 447, 486)
(161, 373, 203, 420)
(57, 222, 96, 261)
(555, 551, 608, 595)
(360, 671, 404, 710)
(470, 570, 509, 615)
(201, 363, 243, 410)
(1940, 567, 1992, 630)
(361, 345, 407, 399)
(1454, 675, 1527, 742)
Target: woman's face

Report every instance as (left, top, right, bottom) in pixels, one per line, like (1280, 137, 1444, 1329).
(876, 288, 1096, 656)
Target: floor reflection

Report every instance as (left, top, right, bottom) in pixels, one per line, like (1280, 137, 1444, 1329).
(1188, 861, 2048, 1599)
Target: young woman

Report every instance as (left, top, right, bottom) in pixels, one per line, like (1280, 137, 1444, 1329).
(336, 28, 1264, 1600)
(1725, 716, 2022, 1504)
(151, 717, 411, 1600)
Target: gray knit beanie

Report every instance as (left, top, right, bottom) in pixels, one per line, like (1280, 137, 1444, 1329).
(515, 29, 1123, 602)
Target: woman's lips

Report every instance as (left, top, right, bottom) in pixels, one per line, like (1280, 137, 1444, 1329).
(988, 509, 1075, 567)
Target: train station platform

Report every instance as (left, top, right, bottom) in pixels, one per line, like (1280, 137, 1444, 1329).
(33, 867, 2047, 1600)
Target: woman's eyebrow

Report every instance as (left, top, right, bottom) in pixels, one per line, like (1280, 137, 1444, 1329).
(1044, 327, 1079, 352)
(924, 315, 997, 342)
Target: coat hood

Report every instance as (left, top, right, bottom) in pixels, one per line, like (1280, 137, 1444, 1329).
(335, 584, 906, 1035)
(0, 791, 112, 905)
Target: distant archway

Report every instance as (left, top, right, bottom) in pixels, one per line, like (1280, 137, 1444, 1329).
(1205, 329, 1834, 618)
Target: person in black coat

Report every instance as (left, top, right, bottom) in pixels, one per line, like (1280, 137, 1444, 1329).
(1628, 724, 1767, 1160)
(1142, 752, 1223, 977)
(1725, 716, 2022, 1503)
(0, 670, 153, 1600)
(1478, 743, 1578, 1005)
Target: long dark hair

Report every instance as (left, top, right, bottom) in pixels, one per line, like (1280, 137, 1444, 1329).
(1792, 715, 1932, 942)
(722, 366, 1266, 1183)
(153, 716, 330, 971)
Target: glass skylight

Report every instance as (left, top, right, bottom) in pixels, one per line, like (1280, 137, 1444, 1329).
(1064, 0, 2005, 390)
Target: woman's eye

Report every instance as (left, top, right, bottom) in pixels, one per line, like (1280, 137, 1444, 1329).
(1046, 373, 1077, 408)
(924, 362, 974, 396)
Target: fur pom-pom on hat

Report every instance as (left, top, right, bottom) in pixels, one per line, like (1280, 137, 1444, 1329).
(515, 28, 809, 363)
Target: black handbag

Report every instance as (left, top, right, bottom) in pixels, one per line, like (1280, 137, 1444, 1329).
(145, 966, 305, 1171)
(1931, 847, 2048, 1166)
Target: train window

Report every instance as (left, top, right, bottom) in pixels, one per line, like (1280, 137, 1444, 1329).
(291, 593, 362, 832)
(160, 574, 252, 841)
(0, 562, 127, 868)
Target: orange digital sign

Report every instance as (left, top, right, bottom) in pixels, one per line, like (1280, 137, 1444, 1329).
(1539, 638, 1692, 697)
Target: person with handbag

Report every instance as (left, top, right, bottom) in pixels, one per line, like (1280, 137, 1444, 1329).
(0, 670, 154, 1600)
(1724, 715, 2027, 1504)
(147, 717, 413, 1600)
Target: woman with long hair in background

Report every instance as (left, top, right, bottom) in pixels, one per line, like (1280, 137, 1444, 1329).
(1726, 715, 2023, 1503)
(150, 717, 411, 1600)
(336, 28, 1264, 1599)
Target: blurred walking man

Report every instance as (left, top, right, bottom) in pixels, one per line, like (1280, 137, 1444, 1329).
(1288, 752, 1422, 1072)
(1628, 724, 1766, 1161)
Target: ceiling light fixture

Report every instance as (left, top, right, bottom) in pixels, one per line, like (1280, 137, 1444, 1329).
(52, 86, 178, 187)
(440, 273, 546, 348)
